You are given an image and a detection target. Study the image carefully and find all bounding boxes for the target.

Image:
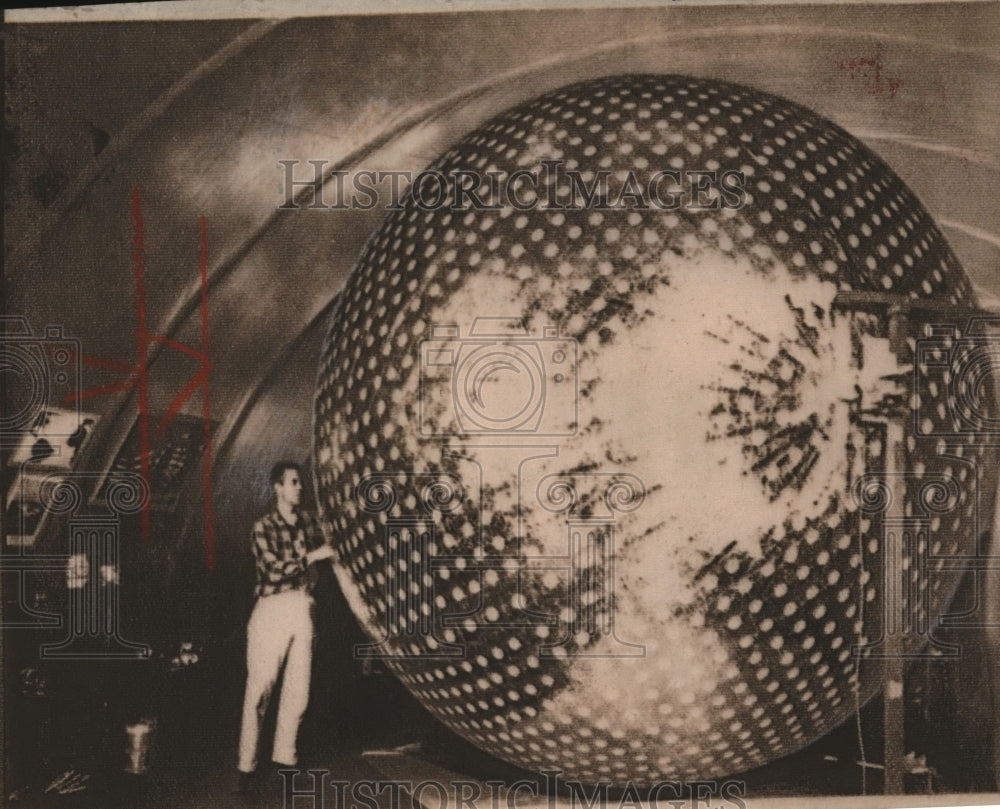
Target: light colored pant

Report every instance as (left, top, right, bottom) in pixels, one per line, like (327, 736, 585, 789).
(238, 589, 313, 772)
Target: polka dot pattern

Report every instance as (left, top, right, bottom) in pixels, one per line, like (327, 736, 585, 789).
(314, 76, 993, 786)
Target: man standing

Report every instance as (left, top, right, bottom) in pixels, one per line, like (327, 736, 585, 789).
(237, 461, 334, 792)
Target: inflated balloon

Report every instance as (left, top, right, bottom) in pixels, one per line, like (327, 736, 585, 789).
(315, 75, 994, 785)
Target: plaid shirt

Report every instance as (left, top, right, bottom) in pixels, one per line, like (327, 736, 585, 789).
(251, 508, 326, 598)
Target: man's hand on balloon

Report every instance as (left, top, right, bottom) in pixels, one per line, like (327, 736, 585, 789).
(306, 544, 335, 565)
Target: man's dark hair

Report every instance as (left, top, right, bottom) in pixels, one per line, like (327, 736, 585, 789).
(270, 461, 302, 487)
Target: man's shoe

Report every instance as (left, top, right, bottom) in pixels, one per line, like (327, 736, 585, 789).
(236, 769, 257, 796)
(266, 762, 297, 799)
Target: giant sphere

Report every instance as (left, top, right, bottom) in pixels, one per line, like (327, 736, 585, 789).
(315, 75, 993, 785)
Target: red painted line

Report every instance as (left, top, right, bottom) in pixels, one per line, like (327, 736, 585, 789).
(51, 346, 135, 374)
(157, 365, 209, 435)
(76, 195, 214, 560)
(148, 333, 210, 362)
(65, 379, 138, 403)
(200, 216, 215, 572)
(132, 186, 152, 544)
(78, 353, 135, 373)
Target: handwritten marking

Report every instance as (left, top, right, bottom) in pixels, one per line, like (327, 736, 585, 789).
(836, 57, 902, 101)
(65, 189, 214, 567)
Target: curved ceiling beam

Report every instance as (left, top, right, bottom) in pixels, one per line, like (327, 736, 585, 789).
(9, 19, 283, 267)
(851, 130, 998, 170)
(941, 220, 1000, 253)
